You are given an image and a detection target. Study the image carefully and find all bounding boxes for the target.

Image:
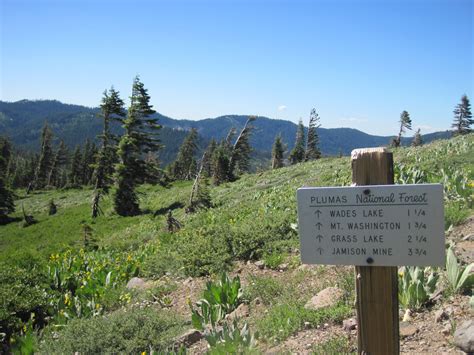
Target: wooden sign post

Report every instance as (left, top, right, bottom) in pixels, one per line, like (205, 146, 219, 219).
(297, 147, 445, 354)
(351, 147, 398, 354)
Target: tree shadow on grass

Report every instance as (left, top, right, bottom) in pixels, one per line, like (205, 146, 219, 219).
(146, 202, 185, 217)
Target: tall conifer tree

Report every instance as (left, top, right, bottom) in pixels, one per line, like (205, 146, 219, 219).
(392, 110, 412, 147)
(92, 88, 125, 217)
(289, 119, 306, 164)
(452, 95, 473, 135)
(271, 134, 285, 169)
(171, 128, 198, 180)
(32, 122, 54, 189)
(411, 128, 422, 147)
(202, 139, 217, 178)
(229, 116, 256, 176)
(305, 108, 321, 160)
(69, 146, 83, 186)
(0, 137, 14, 222)
(114, 76, 161, 216)
(48, 140, 68, 187)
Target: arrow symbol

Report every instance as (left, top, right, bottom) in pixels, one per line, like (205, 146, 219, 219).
(315, 222, 323, 230)
(314, 210, 322, 218)
(316, 235, 323, 242)
(316, 247, 324, 255)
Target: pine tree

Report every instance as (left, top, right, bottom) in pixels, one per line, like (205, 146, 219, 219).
(143, 152, 162, 184)
(114, 76, 161, 216)
(25, 154, 39, 193)
(305, 108, 321, 160)
(392, 111, 412, 147)
(0, 137, 12, 177)
(0, 137, 14, 222)
(289, 119, 306, 164)
(171, 128, 198, 180)
(48, 140, 68, 187)
(81, 139, 97, 185)
(69, 146, 83, 186)
(271, 134, 285, 169)
(212, 145, 231, 186)
(452, 95, 473, 135)
(202, 139, 217, 178)
(33, 122, 54, 189)
(411, 128, 422, 147)
(229, 116, 256, 176)
(187, 151, 212, 212)
(92, 88, 125, 217)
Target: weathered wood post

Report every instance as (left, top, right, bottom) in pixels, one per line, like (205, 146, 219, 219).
(351, 147, 399, 354)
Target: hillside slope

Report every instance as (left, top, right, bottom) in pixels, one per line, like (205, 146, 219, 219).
(0, 100, 452, 163)
(0, 134, 473, 353)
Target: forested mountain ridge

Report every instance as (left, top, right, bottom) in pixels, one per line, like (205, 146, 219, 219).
(0, 100, 452, 164)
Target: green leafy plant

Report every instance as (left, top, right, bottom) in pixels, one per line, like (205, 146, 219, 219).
(446, 247, 474, 293)
(206, 319, 258, 354)
(262, 251, 284, 270)
(312, 335, 354, 354)
(203, 273, 243, 314)
(398, 266, 439, 310)
(47, 246, 153, 322)
(191, 273, 243, 331)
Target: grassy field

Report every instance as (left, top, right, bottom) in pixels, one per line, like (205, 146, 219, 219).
(1, 134, 473, 352)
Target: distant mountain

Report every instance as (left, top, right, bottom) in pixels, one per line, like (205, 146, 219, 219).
(0, 100, 452, 165)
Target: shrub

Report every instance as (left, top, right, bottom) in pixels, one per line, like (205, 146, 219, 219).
(0, 263, 50, 349)
(191, 273, 243, 331)
(245, 275, 285, 305)
(445, 201, 470, 229)
(446, 247, 474, 293)
(257, 302, 351, 341)
(206, 319, 258, 354)
(39, 307, 185, 354)
(398, 266, 439, 310)
(312, 335, 354, 354)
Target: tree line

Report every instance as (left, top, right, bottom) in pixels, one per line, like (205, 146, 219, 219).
(391, 95, 472, 148)
(0, 92, 472, 223)
(0, 77, 259, 222)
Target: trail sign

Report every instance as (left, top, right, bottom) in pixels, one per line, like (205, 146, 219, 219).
(297, 184, 445, 267)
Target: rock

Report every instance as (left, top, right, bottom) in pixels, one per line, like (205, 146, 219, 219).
(343, 318, 357, 331)
(279, 263, 289, 271)
(442, 323, 452, 336)
(457, 241, 474, 263)
(304, 287, 344, 311)
(253, 297, 262, 305)
(174, 329, 202, 347)
(126, 277, 146, 290)
(453, 320, 474, 353)
(435, 309, 448, 323)
(445, 306, 454, 317)
(400, 322, 418, 338)
(227, 303, 250, 320)
(304, 321, 311, 329)
(255, 260, 265, 269)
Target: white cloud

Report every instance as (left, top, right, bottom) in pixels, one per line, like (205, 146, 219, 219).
(277, 105, 287, 111)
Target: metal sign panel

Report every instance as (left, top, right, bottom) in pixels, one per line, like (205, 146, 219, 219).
(297, 184, 445, 266)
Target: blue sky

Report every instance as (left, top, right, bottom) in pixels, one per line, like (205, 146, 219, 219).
(1, 0, 472, 135)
